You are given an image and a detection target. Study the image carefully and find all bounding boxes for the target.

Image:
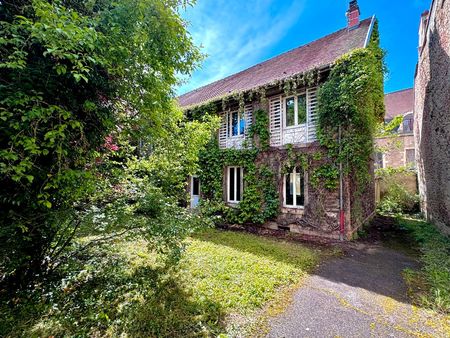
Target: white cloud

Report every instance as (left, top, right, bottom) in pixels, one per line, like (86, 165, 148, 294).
(177, 0, 305, 95)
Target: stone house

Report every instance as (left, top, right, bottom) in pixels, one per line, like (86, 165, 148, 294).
(179, 1, 378, 240)
(414, 0, 450, 235)
(375, 89, 415, 170)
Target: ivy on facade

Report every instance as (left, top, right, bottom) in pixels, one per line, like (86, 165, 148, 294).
(191, 22, 385, 226)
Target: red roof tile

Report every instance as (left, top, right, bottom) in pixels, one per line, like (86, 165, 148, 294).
(384, 88, 414, 119)
(179, 17, 374, 108)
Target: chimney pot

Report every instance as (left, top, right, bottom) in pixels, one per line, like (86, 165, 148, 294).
(346, 0, 360, 29)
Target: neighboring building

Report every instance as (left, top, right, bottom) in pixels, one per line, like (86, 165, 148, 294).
(375, 88, 415, 169)
(180, 1, 378, 239)
(414, 0, 450, 235)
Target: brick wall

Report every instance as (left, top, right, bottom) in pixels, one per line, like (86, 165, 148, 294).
(375, 134, 415, 168)
(414, 0, 450, 235)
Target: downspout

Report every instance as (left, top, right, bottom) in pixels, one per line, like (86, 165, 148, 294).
(339, 126, 345, 241)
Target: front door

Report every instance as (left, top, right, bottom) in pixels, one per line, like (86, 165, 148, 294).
(190, 176, 200, 208)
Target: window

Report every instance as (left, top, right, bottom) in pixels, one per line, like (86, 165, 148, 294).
(228, 166, 243, 203)
(374, 152, 384, 169)
(284, 168, 305, 208)
(192, 176, 200, 196)
(405, 149, 415, 166)
(228, 111, 246, 137)
(403, 113, 414, 133)
(285, 93, 307, 127)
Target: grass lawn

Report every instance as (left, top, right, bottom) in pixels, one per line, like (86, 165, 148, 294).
(2, 229, 327, 337)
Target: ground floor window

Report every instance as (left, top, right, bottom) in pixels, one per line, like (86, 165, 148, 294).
(227, 166, 243, 203)
(284, 167, 305, 208)
(374, 151, 384, 169)
(405, 148, 415, 166)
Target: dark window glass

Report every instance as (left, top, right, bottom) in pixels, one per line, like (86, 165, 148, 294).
(236, 167, 241, 201)
(229, 167, 235, 201)
(286, 98, 295, 127)
(239, 112, 245, 135)
(285, 173, 294, 205)
(226, 113, 230, 137)
(232, 112, 238, 136)
(297, 94, 307, 124)
(296, 172, 305, 206)
(193, 177, 200, 196)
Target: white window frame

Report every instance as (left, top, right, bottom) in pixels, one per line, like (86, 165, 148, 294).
(227, 166, 243, 203)
(283, 167, 305, 209)
(283, 91, 307, 129)
(227, 110, 245, 138)
(190, 175, 200, 208)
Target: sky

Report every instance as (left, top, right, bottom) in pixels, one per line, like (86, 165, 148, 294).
(177, 0, 431, 96)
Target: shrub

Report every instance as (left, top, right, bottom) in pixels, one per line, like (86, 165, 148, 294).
(378, 183, 420, 214)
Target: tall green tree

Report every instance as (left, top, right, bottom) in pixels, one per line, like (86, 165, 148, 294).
(0, 0, 202, 287)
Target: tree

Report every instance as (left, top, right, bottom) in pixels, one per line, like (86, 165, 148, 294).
(0, 0, 203, 288)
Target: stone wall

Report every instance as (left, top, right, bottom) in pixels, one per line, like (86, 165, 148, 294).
(255, 145, 374, 239)
(414, 0, 450, 235)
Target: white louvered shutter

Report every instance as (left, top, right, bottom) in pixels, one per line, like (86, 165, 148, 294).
(244, 104, 253, 137)
(307, 88, 318, 142)
(269, 96, 282, 147)
(218, 111, 227, 149)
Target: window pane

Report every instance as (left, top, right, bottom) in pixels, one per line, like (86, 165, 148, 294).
(236, 167, 242, 201)
(226, 113, 230, 137)
(285, 173, 294, 205)
(406, 149, 415, 164)
(232, 112, 238, 136)
(286, 98, 295, 127)
(295, 172, 304, 206)
(297, 94, 307, 124)
(403, 118, 413, 133)
(229, 167, 235, 201)
(193, 177, 200, 196)
(374, 152, 384, 169)
(239, 112, 246, 135)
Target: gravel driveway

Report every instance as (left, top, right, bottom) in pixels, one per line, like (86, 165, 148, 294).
(267, 243, 450, 338)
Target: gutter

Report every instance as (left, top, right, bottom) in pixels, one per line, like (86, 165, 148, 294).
(363, 15, 376, 48)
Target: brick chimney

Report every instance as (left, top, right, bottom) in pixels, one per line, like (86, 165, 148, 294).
(346, 0, 360, 29)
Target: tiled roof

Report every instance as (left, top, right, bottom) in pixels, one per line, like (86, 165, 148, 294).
(179, 17, 374, 108)
(384, 88, 414, 120)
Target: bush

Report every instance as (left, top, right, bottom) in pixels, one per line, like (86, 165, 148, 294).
(378, 183, 420, 214)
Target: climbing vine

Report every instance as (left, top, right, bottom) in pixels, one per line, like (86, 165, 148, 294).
(197, 136, 279, 225)
(191, 21, 384, 227)
(315, 21, 385, 219)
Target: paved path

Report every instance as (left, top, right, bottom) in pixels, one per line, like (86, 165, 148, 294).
(267, 243, 450, 338)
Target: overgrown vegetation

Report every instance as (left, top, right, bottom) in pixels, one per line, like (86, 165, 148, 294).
(0, 229, 321, 337)
(376, 167, 419, 214)
(0, 0, 217, 300)
(316, 22, 385, 192)
(197, 108, 279, 225)
(397, 217, 450, 314)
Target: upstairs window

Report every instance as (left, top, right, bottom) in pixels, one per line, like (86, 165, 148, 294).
(403, 113, 414, 133)
(285, 94, 307, 128)
(228, 111, 246, 137)
(284, 168, 305, 208)
(227, 166, 243, 203)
